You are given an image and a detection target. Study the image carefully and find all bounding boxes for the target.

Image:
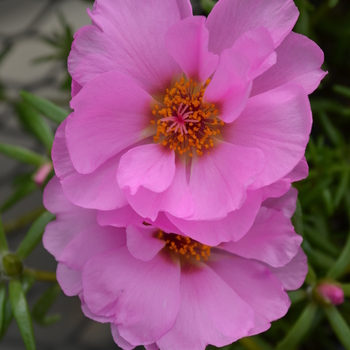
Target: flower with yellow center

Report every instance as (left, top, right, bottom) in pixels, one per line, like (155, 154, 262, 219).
(151, 77, 224, 157)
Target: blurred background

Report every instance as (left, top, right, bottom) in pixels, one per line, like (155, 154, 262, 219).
(0, 0, 349, 349)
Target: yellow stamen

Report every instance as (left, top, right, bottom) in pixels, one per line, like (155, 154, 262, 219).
(151, 77, 223, 157)
(157, 230, 211, 262)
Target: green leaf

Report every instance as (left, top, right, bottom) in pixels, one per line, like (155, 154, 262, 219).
(200, 0, 217, 14)
(20, 91, 69, 124)
(0, 215, 8, 253)
(334, 169, 350, 208)
(341, 283, 350, 297)
(0, 179, 37, 213)
(288, 290, 308, 304)
(0, 143, 47, 166)
(305, 263, 318, 286)
(333, 84, 350, 98)
(292, 198, 303, 235)
(327, 232, 350, 279)
(0, 275, 35, 340)
(32, 284, 61, 326)
(328, 0, 339, 7)
(0, 282, 6, 334)
(9, 279, 36, 350)
(276, 303, 318, 350)
(324, 306, 350, 349)
(15, 101, 54, 153)
(16, 211, 55, 260)
(317, 111, 344, 146)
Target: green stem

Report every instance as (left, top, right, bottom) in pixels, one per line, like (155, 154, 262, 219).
(24, 268, 56, 282)
(0, 216, 8, 253)
(3, 207, 46, 234)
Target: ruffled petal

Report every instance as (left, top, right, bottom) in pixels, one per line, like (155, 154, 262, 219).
(157, 263, 254, 350)
(117, 144, 175, 195)
(68, 0, 192, 93)
(204, 48, 251, 123)
(268, 248, 308, 290)
(111, 325, 134, 350)
(263, 187, 298, 219)
(125, 161, 194, 221)
(221, 207, 302, 267)
(208, 253, 290, 336)
(56, 264, 82, 297)
(252, 32, 326, 96)
(52, 117, 126, 210)
(167, 190, 262, 245)
(67, 71, 153, 174)
(206, 0, 298, 54)
(43, 177, 97, 260)
(188, 142, 264, 220)
(97, 205, 143, 228)
(165, 16, 218, 82)
(226, 83, 312, 189)
(232, 27, 276, 80)
(83, 247, 180, 345)
(60, 225, 126, 270)
(126, 224, 165, 261)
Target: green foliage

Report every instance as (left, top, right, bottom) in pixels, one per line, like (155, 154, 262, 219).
(20, 91, 69, 124)
(16, 211, 55, 260)
(9, 279, 36, 350)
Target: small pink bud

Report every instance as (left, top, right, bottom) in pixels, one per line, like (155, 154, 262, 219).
(316, 282, 344, 306)
(33, 162, 53, 186)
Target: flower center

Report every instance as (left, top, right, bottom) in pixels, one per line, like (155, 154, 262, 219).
(151, 77, 224, 157)
(157, 230, 211, 261)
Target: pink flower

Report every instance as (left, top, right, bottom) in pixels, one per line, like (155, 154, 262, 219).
(52, 0, 325, 225)
(43, 177, 307, 349)
(315, 282, 345, 306)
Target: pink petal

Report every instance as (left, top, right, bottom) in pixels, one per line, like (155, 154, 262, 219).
(208, 253, 290, 336)
(83, 247, 180, 345)
(268, 248, 308, 290)
(126, 224, 165, 261)
(81, 301, 114, 323)
(43, 177, 97, 260)
(261, 157, 308, 200)
(145, 343, 159, 350)
(52, 117, 126, 210)
(111, 325, 134, 350)
(71, 79, 82, 98)
(118, 144, 175, 195)
(188, 142, 264, 220)
(261, 180, 291, 200)
(67, 71, 153, 174)
(226, 83, 312, 189)
(124, 161, 194, 221)
(252, 32, 326, 96)
(221, 207, 302, 267)
(157, 263, 254, 349)
(167, 190, 262, 245)
(204, 48, 252, 123)
(206, 0, 298, 54)
(56, 263, 82, 297)
(232, 27, 277, 80)
(68, 0, 192, 93)
(97, 205, 143, 228)
(60, 225, 126, 270)
(165, 16, 218, 82)
(263, 187, 298, 219)
(52, 119, 75, 180)
(61, 154, 127, 211)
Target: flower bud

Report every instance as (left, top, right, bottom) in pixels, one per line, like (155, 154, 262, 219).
(314, 282, 344, 306)
(33, 162, 53, 187)
(2, 253, 23, 277)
